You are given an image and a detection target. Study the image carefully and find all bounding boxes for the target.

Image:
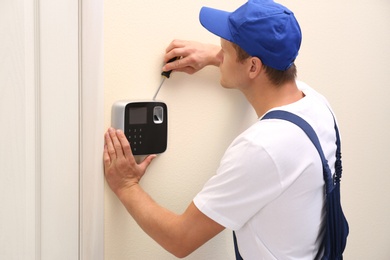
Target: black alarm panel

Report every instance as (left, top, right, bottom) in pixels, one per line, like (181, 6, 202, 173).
(112, 101, 168, 155)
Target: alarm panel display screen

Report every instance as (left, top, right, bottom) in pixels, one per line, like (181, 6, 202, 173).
(129, 107, 147, 125)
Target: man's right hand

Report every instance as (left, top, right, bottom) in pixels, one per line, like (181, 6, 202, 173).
(163, 39, 221, 74)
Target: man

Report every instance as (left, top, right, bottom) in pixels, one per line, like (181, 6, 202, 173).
(104, 0, 337, 258)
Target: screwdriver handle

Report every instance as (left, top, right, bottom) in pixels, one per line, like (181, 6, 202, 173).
(161, 57, 179, 78)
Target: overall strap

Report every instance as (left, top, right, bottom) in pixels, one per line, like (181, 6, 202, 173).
(333, 122, 342, 183)
(233, 231, 243, 260)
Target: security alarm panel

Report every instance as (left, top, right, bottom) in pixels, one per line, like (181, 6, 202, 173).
(112, 101, 168, 155)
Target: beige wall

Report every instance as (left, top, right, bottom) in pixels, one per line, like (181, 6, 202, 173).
(104, 0, 390, 259)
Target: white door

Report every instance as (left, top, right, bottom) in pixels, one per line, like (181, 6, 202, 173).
(0, 0, 104, 259)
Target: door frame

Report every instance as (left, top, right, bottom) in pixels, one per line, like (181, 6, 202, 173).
(24, 0, 104, 259)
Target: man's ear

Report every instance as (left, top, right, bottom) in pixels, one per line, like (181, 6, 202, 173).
(248, 57, 262, 79)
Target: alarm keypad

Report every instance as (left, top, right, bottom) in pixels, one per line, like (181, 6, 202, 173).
(128, 128, 144, 153)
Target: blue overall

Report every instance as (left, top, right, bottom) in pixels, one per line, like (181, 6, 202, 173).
(233, 110, 348, 260)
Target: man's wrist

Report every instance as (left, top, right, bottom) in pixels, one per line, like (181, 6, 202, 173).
(207, 44, 222, 67)
(115, 182, 139, 202)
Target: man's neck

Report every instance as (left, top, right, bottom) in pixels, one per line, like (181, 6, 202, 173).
(243, 80, 304, 118)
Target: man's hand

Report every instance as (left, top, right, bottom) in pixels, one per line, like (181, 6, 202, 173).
(163, 39, 222, 74)
(103, 128, 156, 197)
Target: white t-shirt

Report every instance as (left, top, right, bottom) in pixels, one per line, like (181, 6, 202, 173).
(193, 81, 337, 259)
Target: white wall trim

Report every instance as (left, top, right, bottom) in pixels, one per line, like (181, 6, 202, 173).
(24, 0, 41, 258)
(25, 0, 104, 259)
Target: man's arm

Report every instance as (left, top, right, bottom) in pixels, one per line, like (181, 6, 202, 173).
(104, 128, 225, 258)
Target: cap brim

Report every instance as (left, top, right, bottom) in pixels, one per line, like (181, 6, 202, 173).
(199, 7, 233, 42)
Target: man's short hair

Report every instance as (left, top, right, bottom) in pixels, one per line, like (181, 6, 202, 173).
(232, 42, 297, 87)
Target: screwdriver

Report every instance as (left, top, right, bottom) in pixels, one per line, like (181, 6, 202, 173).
(153, 57, 179, 100)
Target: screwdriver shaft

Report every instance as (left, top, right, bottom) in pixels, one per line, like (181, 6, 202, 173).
(153, 76, 166, 100)
(153, 57, 179, 100)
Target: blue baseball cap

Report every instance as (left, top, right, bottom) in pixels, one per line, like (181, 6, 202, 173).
(199, 0, 302, 71)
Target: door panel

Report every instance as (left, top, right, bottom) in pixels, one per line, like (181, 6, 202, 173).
(0, 0, 103, 259)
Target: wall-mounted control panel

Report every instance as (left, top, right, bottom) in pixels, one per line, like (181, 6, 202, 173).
(112, 101, 168, 155)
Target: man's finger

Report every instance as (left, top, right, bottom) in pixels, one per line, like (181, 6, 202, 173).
(105, 131, 116, 160)
(116, 129, 133, 159)
(139, 154, 157, 172)
(109, 128, 124, 158)
(103, 144, 111, 167)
